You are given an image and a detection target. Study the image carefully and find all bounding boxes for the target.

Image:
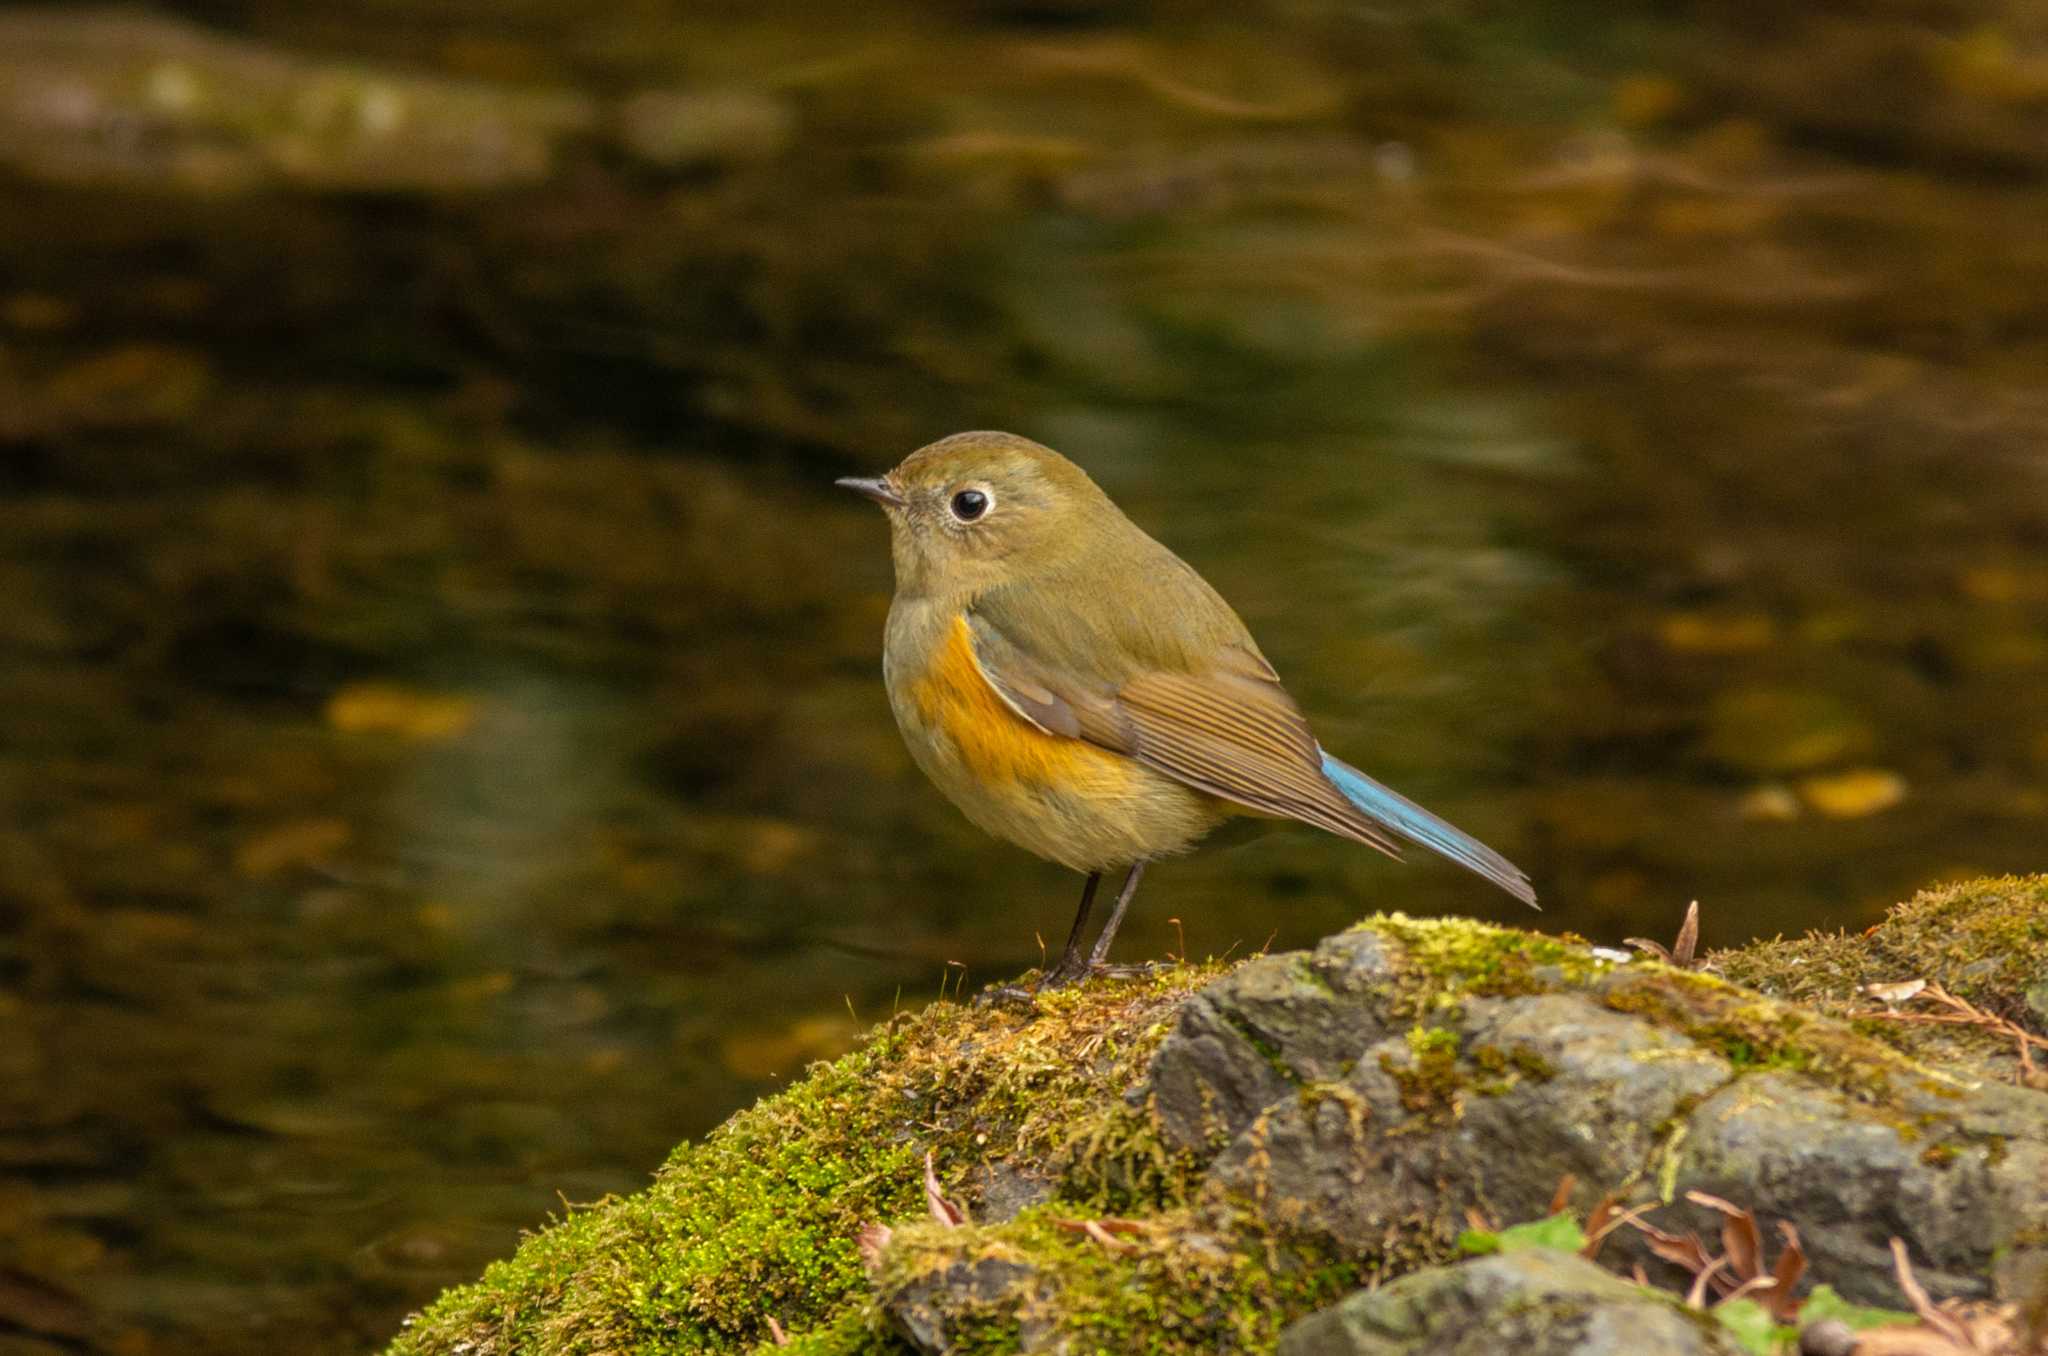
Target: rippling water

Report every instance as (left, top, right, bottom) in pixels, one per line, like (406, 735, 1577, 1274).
(2, 2, 2045, 1349)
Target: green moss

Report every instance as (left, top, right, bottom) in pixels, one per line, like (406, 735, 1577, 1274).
(387, 962, 1234, 1355)
(1358, 911, 1606, 1023)
(1713, 875, 2048, 1082)
(752, 1309, 904, 1356)
(1057, 1099, 1207, 1216)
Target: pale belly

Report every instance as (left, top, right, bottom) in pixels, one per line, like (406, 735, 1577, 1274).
(883, 609, 1228, 873)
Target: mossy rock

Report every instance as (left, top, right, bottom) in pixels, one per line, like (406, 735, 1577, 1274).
(388, 879, 2048, 1354)
(1714, 874, 2048, 1085)
(386, 964, 1231, 1354)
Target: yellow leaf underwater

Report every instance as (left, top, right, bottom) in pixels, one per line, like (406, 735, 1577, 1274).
(1658, 612, 1776, 656)
(1798, 768, 1908, 819)
(325, 683, 477, 740)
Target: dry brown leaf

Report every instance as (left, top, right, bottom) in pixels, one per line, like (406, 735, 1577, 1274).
(923, 1150, 965, 1227)
(1673, 900, 1700, 967)
(1628, 900, 1703, 969)
(1766, 1222, 1807, 1322)
(1685, 1190, 1765, 1283)
(1632, 1218, 1716, 1277)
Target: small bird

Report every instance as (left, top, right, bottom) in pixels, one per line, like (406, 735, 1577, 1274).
(839, 430, 1535, 985)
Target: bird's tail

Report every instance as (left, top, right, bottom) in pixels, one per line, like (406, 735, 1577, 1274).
(1318, 749, 1538, 909)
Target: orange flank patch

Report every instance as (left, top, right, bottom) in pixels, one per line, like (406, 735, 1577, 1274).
(910, 616, 1135, 795)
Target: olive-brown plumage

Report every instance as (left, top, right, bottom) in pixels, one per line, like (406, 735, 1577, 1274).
(840, 430, 1533, 983)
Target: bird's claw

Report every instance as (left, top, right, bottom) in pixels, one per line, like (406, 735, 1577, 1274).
(973, 983, 1042, 1011)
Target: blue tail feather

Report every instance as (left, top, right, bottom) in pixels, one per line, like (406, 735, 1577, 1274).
(1319, 750, 1537, 909)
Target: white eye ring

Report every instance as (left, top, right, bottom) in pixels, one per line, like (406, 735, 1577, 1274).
(948, 484, 994, 523)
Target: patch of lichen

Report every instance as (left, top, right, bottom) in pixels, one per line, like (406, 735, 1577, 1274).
(1352, 912, 1957, 1110)
(1471, 1041, 1559, 1091)
(1381, 1025, 1465, 1117)
(872, 1206, 1359, 1355)
(1599, 963, 1926, 1102)
(386, 961, 1234, 1356)
(1712, 875, 2048, 1083)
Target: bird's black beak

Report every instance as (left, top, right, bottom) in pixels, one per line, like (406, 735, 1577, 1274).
(836, 476, 906, 509)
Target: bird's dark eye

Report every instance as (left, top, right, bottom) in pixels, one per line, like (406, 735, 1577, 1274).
(950, 489, 989, 522)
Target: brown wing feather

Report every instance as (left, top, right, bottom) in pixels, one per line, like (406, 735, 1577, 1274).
(965, 614, 1402, 858)
(1117, 670, 1403, 857)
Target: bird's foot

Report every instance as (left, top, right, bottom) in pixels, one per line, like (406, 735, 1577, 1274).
(975, 957, 1179, 1010)
(1038, 957, 1173, 990)
(973, 982, 1042, 1011)
(1090, 959, 1174, 981)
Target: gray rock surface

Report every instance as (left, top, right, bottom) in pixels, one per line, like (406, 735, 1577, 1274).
(1144, 931, 1404, 1151)
(1277, 1250, 1743, 1356)
(1204, 991, 1732, 1260)
(1140, 923, 2048, 1307)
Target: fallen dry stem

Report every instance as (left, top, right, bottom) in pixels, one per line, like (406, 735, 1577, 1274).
(1865, 983, 2046, 1081)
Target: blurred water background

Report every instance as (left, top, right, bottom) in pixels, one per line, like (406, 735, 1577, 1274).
(1, 1, 2045, 1350)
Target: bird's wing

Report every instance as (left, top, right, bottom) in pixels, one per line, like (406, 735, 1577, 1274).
(963, 608, 1405, 858)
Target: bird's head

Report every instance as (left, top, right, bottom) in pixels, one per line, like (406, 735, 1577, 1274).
(837, 430, 1111, 600)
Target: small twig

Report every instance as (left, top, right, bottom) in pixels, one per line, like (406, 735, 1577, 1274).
(1052, 1216, 1144, 1255)
(1891, 1238, 1975, 1349)
(766, 1316, 790, 1347)
(1716, 1274, 1779, 1307)
(1766, 1222, 1807, 1322)
(1584, 1201, 1661, 1258)
(1686, 1256, 1730, 1309)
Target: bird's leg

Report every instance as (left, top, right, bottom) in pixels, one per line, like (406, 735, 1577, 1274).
(1085, 861, 1148, 968)
(1040, 872, 1101, 986)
